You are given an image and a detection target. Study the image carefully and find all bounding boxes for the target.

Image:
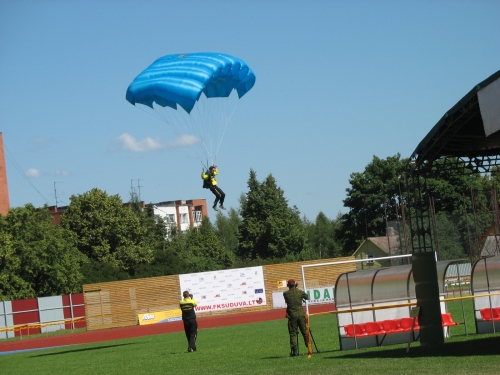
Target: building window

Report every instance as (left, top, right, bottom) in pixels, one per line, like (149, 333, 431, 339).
(193, 210, 202, 222)
(367, 254, 374, 264)
(165, 214, 175, 223)
(180, 213, 188, 224)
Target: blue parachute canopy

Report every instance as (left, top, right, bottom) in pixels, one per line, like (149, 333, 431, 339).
(126, 52, 256, 113)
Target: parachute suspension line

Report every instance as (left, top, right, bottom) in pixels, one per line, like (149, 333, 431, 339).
(215, 102, 238, 158)
(153, 104, 206, 166)
(135, 91, 240, 167)
(134, 103, 206, 166)
(198, 90, 239, 163)
(192, 94, 213, 161)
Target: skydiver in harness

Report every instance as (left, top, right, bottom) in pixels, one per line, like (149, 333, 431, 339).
(202, 165, 226, 211)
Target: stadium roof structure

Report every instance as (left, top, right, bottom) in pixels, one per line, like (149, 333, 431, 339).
(409, 69, 500, 175)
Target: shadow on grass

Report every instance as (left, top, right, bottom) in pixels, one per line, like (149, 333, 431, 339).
(30, 342, 140, 357)
(323, 335, 500, 359)
(262, 349, 339, 360)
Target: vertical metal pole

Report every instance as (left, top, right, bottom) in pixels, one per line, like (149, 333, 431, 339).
(484, 258, 496, 333)
(400, 174, 410, 257)
(455, 262, 468, 336)
(463, 193, 474, 266)
(37, 297, 42, 338)
(384, 202, 389, 246)
(69, 294, 75, 330)
(430, 197, 440, 260)
(471, 189, 481, 259)
(493, 189, 500, 255)
(301, 266, 309, 316)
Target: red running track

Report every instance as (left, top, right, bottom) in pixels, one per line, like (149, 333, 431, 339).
(0, 304, 335, 353)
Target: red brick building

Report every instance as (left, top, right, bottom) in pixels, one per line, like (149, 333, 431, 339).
(0, 133, 10, 216)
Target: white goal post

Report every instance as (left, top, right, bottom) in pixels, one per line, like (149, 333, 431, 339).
(301, 254, 413, 314)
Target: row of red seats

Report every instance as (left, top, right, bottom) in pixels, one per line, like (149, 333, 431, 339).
(479, 307, 500, 321)
(344, 318, 418, 337)
(343, 313, 458, 337)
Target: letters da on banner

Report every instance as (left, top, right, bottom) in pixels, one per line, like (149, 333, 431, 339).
(306, 287, 335, 303)
(272, 286, 335, 309)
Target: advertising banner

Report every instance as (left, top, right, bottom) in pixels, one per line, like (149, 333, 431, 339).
(272, 286, 335, 308)
(306, 286, 335, 305)
(137, 309, 182, 325)
(179, 266, 266, 313)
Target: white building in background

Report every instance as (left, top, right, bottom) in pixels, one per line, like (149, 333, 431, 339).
(48, 198, 210, 233)
(153, 199, 209, 234)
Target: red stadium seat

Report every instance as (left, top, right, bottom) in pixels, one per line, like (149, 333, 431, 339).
(399, 317, 415, 331)
(382, 319, 402, 333)
(441, 313, 459, 327)
(365, 321, 385, 335)
(480, 308, 493, 321)
(493, 308, 500, 320)
(344, 324, 354, 337)
(353, 323, 368, 336)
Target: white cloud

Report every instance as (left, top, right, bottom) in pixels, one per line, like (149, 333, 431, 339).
(55, 169, 69, 176)
(25, 168, 41, 177)
(172, 134, 200, 146)
(115, 133, 200, 152)
(117, 133, 163, 152)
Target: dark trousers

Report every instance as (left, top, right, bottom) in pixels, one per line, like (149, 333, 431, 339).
(210, 186, 225, 206)
(288, 315, 307, 349)
(183, 319, 198, 351)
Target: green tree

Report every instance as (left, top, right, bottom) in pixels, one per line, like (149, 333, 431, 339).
(0, 204, 85, 299)
(424, 166, 481, 214)
(337, 154, 407, 254)
(304, 212, 342, 259)
(237, 169, 309, 261)
(434, 213, 467, 260)
(79, 259, 131, 284)
(133, 247, 187, 278)
(129, 202, 187, 278)
(214, 208, 241, 258)
(337, 154, 484, 256)
(169, 218, 234, 272)
(61, 188, 153, 272)
(0, 231, 32, 299)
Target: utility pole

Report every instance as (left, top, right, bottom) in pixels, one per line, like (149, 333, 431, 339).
(54, 182, 62, 209)
(137, 179, 142, 201)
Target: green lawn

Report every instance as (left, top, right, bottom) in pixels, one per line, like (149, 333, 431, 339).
(1, 300, 499, 375)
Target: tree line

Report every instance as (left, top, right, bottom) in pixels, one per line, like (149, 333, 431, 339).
(1, 156, 499, 300)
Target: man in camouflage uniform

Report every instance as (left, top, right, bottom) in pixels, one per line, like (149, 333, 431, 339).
(283, 279, 309, 356)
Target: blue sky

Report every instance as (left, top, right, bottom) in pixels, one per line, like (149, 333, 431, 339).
(1, 0, 499, 221)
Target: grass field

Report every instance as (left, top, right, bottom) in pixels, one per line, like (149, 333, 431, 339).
(1, 299, 499, 375)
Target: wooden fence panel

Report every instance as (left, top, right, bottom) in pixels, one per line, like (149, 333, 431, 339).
(83, 257, 355, 331)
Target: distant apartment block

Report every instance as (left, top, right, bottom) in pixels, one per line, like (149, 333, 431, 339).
(152, 199, 208, 234)
(48, 198, 209, 234)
